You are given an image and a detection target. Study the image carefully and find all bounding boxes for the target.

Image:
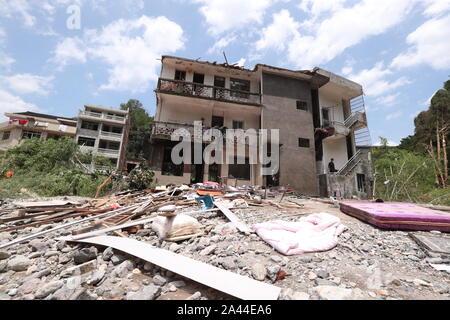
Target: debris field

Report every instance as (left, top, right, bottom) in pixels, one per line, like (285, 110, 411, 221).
(0, 184, 449, 301)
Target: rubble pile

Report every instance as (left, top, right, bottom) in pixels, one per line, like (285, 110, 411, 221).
(0, 184, 449, 300)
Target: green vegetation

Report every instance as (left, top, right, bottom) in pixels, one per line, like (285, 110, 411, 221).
(373, 79, 450, 206)
(0, 137, 113, 199)
(120, 99, 154, 160)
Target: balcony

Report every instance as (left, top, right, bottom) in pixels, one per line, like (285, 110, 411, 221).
(79, 111, 126, 124)
(344, 112, 368, 131)
(151, 121, 259, 146)
(97, 148, 120, 157)
(100, 131, 123, 141)
(157, 78, 262, 106)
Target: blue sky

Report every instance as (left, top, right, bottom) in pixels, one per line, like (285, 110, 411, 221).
(0, 0, 449, 146)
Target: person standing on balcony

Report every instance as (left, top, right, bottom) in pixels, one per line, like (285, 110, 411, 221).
(328, 159, 338, 173)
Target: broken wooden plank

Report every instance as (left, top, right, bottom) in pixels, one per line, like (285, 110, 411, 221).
(214, 201, 253, 233)
(70, 236, 281, 300)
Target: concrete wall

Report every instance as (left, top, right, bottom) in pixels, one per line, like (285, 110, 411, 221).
(319, 88, 345, 123)
(261, 73, 318, 195)
(322, 137, 349, 174)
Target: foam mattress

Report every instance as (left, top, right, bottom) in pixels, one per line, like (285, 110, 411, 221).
(340, 202, 450, 232)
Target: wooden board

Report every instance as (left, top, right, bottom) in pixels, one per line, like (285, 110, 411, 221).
(214, 201, 253, 233)
(72, 236, 281, 300)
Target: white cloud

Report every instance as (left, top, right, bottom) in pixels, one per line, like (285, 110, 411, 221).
(298, 0, 347, 18)
(193, 0, 278, 36)
(374, 140, 399, 147)
(385, 111, 403, 121)
(207, 35, 237, 54)
(52, 15, 185, 93)
(346, 62, 411, 97)
(0, 74, 54, 95)
(51, 37, 87, 68)
(286, 0, 416, 68)
(391, 14, 450, 70)
(234, 58, 246, 67)
(375, 93, 401, 107)
(0, 89, 42, 121)
(255, 9, 300, 52)
(0, 0, 36, 27)
(421, 0, 450, 17)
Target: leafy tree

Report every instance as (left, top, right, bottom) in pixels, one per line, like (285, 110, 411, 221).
(120, 99, 154, 160)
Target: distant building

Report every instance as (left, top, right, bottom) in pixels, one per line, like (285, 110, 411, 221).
(76, 105, 130, 171)
(0, 111, 77, 154)
(148, 55, 374, 199)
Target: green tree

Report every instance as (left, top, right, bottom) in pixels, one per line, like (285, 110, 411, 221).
(120, 99, 154, 160)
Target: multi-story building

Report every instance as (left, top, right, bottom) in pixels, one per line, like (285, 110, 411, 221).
(149, 56, 373, 199)
(76, 105, 130, 171)
(0, 112, 77, 154)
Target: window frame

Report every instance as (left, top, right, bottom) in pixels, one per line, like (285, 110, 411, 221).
(298, 138, 310, 148)
(2, 131, 11, 141)
(228, 157, 251, 181)
(174, 70, 186, 81)
(78, 137, 96, 147)
(22, 130, 42, 140)
(232, 121, 244, 130)
(296, 100, 308, 111)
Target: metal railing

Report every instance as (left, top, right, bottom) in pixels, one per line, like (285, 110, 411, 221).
(158, 78, 262, 106)
(79, 111, 126, 123)
(337, 150, 363, 176)
(100, 131, 123, 139)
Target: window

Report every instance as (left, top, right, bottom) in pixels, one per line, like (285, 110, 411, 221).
(175, 70, 186, 81)
(322, 108, 331, 127)
(298, 138, 310, 148)
(2, 131, 11, 141)
(214, 76, 225, 88)
(78, 137, 96, 147)
(162, 147, 184, 177)
(22, 130, 41, 140)
(102, 125, 122, 134)
(357, 174, 366, 192)
(81, 121, 99, 131)
(233, 121, 244, 129)
(193, 73, 205, 84)
(99, 140, 120, 150)
(230, 78, 250, 92)
(229, 157, 251, 180)
(297, 101, 308, 111)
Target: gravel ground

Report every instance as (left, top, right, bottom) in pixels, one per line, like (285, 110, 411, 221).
(0, 196, 449, 301)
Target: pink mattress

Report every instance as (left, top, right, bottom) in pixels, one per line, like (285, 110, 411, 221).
(340, 202, 450, 232)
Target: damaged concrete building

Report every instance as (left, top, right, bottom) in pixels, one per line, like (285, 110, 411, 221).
(149, 56, 373, 199)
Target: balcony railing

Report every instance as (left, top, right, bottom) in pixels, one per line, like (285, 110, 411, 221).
(345, 112, 367, 130)
(79, 111, 126, 123)
(157, 78, 262, 106)
(98, 148, 120, 156)
(100, 131, 123, 140)
(152, 121, 259, 146)
(337, 150, 363, 176)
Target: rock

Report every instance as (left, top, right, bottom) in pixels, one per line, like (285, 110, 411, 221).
(220, 258, 236, 270)
(18, 278, 42, 295)
(52, 285, 78, 300)
(170, 280, 186, 288)
(270, 256, 283, 263)
(29, 240, 50, 252)
(136, 229, 153, 237)
(279, 288, 310, 300)
(58, 255, 71, 265)
(308, 272, 317, 280)
(168, 284, 177, 292)
(413, 279, 433, 287)
(44, 251, 59, 258)
(200, 245, 217, 256)
(366, 268, 383, 290)
(251, 263, 267, 281)
(299, 256, 313, 263)
(35, 280, 64, 299)
(8, 289, 18, 296)
(88, 270, 106, 286)
(111, 254, 127, 266)
(316, 269, 330, 279)
(315, 279, 338, 287)
(158, 205, 176, 212)
(0, 251, 10, 260)
(28, 252, 42, 259)
(267, 265, 281, 282)
(212, 223, 237, 236)
(377, 289, 389, 297)
(26, 265, 38, 275)
(153, 275, 167, 286)
(71, 289, 97, 300)
(7, 255, 32, 272)
(61, 260, 97, 278)
(187, 292, 202, 300)
(315, 286, 353, 300)
(435, 283, 450, 294)
(169, 243, 181, 252)
(143, 262, 153, 272)
(0, 261, 7, 273)
(73, 247, 98, 265)
(100, 248, 118, 262)
(113, 260, 134, 278)
(56, 241, 66, 251)
(126, 285, 161, 300)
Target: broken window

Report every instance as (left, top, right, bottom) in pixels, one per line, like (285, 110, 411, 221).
(229, 157, 251, 180)
(322, 109, 331, 127)
(298, 138, 310, 148)
(214, 76, 226, 99)
(81, 121, 99, 131)
(2, 131, 11, 141)
(162, 147, 184, 177)
(233, 121, 244, 129)
(357, 174, 366, 192)
(99, 140, 120, 150)
(230, 78, 250, 100)
(297, 101, 308, 111)
(78, 137, 96, 147)
(193, 73, 205, 84)
(22, 130, 42, 140)
(175, 70, 186, 81)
